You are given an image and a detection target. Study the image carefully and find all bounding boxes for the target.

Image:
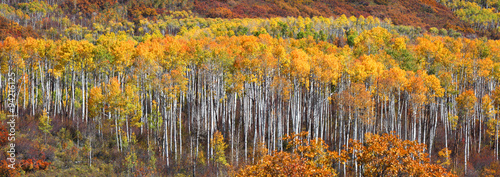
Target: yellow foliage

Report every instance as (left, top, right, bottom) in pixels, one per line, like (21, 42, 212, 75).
(457, 90, 477, 113)
(211, 131, 228, 167)
(349, 55, 384, 83)
(88, 86, 103, 118)
(437, 148, 451, 166)
(448, 114, 459, 130)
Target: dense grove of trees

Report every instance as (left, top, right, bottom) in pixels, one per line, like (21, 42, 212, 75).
(440, 0, 500, 38)
(0, 13, 500, 174)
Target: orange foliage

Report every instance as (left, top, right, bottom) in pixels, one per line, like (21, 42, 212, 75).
(0, 16, 39, 40)
(0, 160, 19, 177)
(0, 159, 51, 176)
(128, 2, 159, 22)
(236, 151, 334, 177)
(20, 159, 51, 172)
(207, 7, 234, 18)
(237, 132, 336, 176)
(340, 133, 455, 177)
(63, 0, 117, 16)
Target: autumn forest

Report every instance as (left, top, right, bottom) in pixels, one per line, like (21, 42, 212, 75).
(1, 0, 500, 176)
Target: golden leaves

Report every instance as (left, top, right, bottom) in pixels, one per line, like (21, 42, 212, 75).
(211, 131, 229, 167)
(482, 94, 495, 118)
(290, 49, 310, 80)
(424, 74, 444, 98)
(349, 55, 384, 83)
(437, 148, 452, 167)
(88, 86, 104, 118)
(105, 77, 123, 111)
(354, 27, 392, 55)
(391, 36, 407, 51)
(111, 39, 136, 72)
(457, 89, 477, 113)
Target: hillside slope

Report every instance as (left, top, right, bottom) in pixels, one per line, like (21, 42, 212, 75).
(0, 16, 38, 40)
(0, 0, 477, 37)
(193, 0, 466, 30)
